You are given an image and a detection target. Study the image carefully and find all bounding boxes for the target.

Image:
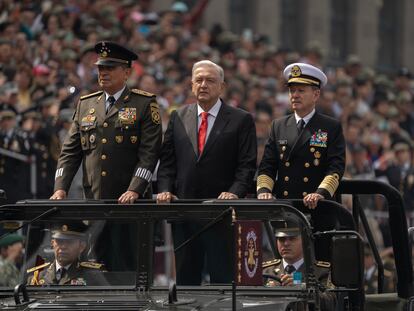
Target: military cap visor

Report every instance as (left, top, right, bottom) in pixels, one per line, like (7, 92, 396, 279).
(275, 227, 301, 238)
(94, 41, 138, 67)
(283, 62, 328, 88)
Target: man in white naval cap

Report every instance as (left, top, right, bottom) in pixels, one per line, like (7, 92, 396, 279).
(257, 63, 345, 209)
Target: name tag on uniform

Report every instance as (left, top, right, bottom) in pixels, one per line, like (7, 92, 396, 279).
(278, 140, 288, 145)
(118, 108, 136, 125)
(310, 130, 328, 147)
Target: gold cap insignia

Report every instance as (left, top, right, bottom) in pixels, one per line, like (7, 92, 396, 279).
(62, 225, 68, 231)
(291, 65, 302, 77)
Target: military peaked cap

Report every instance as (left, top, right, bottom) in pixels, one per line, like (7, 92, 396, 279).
(283, 62, 327, 88)
(94, 41, 138, 67)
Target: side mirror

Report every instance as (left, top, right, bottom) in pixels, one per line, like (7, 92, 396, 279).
(330, 234, 363, 288)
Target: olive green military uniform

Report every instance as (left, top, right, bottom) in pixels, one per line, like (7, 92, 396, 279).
(54, 87, 162, 199)
(262, 258, 332, 286)
(27, 261, 105, 286)
(263, 259, 336, 311)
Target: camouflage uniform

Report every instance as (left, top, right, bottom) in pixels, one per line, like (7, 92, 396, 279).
(0, 257, 20, 287)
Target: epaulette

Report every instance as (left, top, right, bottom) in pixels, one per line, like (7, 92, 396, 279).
(316, 261, 331, 268)
(26, 262, 50, 273)
(80, 91, 103, 101)
(80, 261, 104, 269)
(262, 259, 281, 268)
(131, 89, 155, 97)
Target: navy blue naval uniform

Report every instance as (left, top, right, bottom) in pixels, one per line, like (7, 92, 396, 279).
(257, 111, 345, 199)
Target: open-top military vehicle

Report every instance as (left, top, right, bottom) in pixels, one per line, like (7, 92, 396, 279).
(0, 180, 412, 310)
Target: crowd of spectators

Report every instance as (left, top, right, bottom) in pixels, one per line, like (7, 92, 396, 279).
(0, 0, 413, 247)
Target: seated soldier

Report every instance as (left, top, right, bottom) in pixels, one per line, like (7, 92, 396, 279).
(263, 219, 335, 311)
(27, 221, 105, 285)
(363, 242, 395, 294)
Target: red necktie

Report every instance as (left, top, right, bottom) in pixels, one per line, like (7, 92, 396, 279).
(198, 112, 209, 155)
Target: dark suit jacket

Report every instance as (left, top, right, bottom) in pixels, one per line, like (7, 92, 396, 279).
(157, 101, 257, 199)
(257, 112, 345, 199)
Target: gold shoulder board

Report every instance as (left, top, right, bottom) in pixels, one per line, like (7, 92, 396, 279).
(27, 262, 50, 273)
(80, 261, 104, 269)
(316, 261, 331, 268)
(262, 259, 281, 268)
(131, 89, 155, 97)
(80, 91, 103, 100)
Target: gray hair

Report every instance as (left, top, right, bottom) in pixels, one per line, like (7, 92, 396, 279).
(192, 60, 224, 82)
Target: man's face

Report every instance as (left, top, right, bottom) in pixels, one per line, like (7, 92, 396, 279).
(277, 235, 303, 264)
(191, 65, 224, 108)
(51, 238, 86, 266)
(97, 65, 130, 94)
(288, 84, 320, 117)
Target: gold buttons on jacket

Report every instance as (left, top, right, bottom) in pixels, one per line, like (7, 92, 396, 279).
(101, 171, 107, 177)
(284, 176, 289, 182)
(102, 138, 107, 144)
(285, 162, 290, 167)
(283, 191, 288, 197)
(282, 146, 286, 151)
(101, 155, 107, 160)
(310, 147, 315, 152)
(103, 122, 108, 128)
(304, 162, 310, 168)
(303, 177, 309, 182)
(302, 192, 308, 197)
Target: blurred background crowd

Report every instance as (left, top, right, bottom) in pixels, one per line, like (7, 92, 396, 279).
(0, 0, 413, 288)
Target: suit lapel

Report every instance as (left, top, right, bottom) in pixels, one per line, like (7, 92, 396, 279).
(284, 115, 299, 161)
(287, 113, 318, 160)
(105, 87, 131, 120)
(199, 102, 230, 160)
(181, 104, 198, 156)
(44, 263, 56, 285)
(95, 93, 106, 123)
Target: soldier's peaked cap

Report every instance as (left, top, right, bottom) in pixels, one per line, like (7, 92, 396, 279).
(271, 219, 301, 238)
(51, 221, 88, 240)
(283, 62, 327, 88)
(94, 41, 138, 67)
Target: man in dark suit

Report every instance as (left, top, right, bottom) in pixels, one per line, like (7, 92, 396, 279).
(157, 60, 257, 284)
(257, 63, 345, 209)
(51, 41, 162, 202)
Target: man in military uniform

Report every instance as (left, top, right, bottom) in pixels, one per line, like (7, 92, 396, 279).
(363, 243, 395, 294)
(50, 41, 162, 203)
(263, 220, 335, 310)
(257, 63, 345, 209)
(0, 234, 24, 287)
(27, 221, 104, 286)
